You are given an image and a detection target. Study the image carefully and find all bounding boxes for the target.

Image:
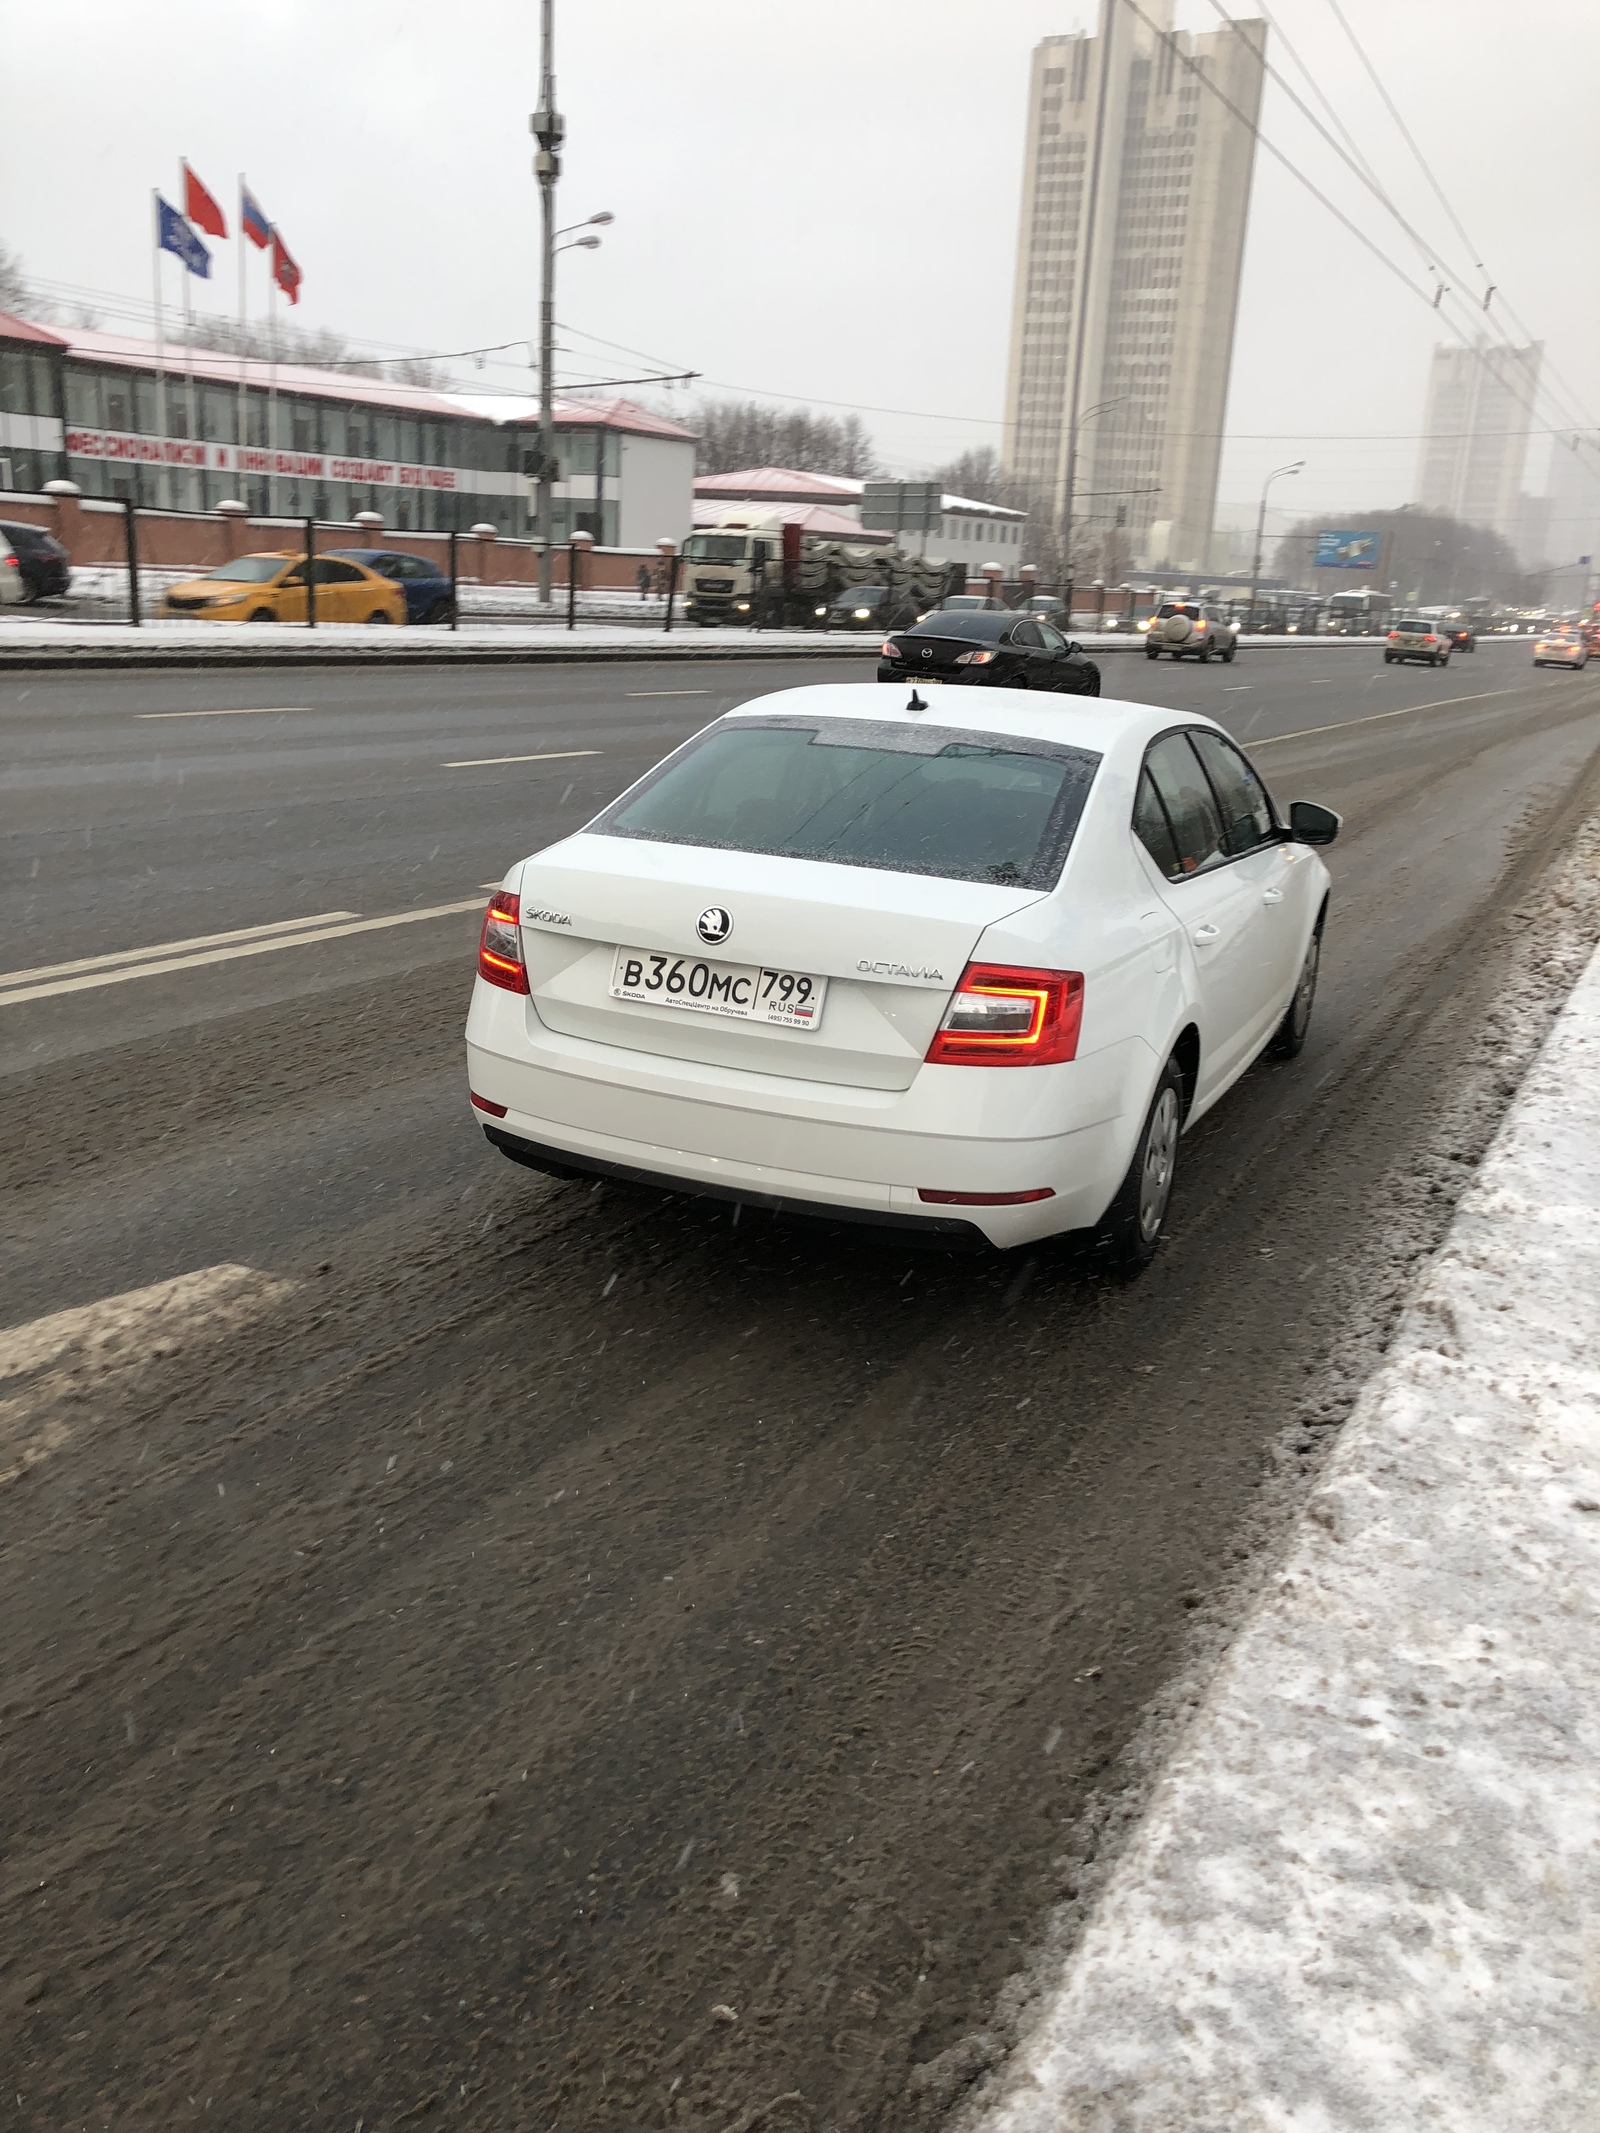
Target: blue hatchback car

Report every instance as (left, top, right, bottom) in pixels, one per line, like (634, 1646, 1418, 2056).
(327, 548, 455, 626)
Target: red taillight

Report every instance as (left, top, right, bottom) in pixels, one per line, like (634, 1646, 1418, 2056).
(925, 963, 1084, 1066)
(477, 890, 529, 994)
(918, 1186, 1056, 1205)
(470, 1091, 508, 1116)
(880, 639, 901, 657)
(953, 647, 998, 666)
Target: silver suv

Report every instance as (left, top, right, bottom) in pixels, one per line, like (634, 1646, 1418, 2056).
(1144, 600, 1239, 663)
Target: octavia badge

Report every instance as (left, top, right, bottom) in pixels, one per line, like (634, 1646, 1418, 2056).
(696, 906, 732, 946)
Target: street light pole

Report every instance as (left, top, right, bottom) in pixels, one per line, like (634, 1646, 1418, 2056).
(1248, 460, 1304, 628)
(531, 0, 563, 605)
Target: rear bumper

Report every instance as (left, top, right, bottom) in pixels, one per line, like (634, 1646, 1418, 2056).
(465, 982, 1142, 1249)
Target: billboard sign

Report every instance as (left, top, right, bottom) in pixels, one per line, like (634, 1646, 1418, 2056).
(1315, 529, 1380, 570)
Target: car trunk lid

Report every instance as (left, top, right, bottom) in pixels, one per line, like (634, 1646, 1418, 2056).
(514, 833, 1048, 1091)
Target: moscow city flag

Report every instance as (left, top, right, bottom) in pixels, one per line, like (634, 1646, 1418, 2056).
(182, 161, 228, 240)
(271, 230, 302, 305)
(156, 196, 211, 279)
(241, 186, 272, 250)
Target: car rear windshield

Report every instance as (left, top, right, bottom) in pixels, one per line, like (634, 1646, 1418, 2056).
(906, 612, 1009, 642)
(205, 556, 288, 582)
(587, 715, 1100, 890)
(0, 523, 48, 553)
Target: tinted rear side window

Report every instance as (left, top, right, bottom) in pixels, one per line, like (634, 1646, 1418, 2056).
(1133, 768, 1180, 877)
(589, 716, 1101, 889)
(1144, 733, 1227, 875)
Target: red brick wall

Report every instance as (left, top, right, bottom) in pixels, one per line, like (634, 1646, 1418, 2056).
(2, 493, 662, 591)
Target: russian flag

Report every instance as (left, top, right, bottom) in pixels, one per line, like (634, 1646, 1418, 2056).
(241, 185, 272, 251)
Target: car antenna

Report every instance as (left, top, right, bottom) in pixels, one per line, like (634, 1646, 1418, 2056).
(906, 689, 929, 712)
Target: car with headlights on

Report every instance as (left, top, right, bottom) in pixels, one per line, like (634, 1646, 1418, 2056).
(822, 583, 920, 632)
(1383, 614, 1453, 666)
(465, 683, 1338, 1266)
(879, 610, 1101, 694)
(1533, 627, 1589, 669)
(1143, 600, 1238, 662)
(161, 551, 406, 624)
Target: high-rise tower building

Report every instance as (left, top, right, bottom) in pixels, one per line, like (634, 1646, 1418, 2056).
(1002, 0, 1265, 574)
(1415, 339, 1542, 545)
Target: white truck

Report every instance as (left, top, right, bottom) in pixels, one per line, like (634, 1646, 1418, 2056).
(680, 508, 959, 628)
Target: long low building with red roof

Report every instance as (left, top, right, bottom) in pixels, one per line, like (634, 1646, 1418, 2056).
(0, 314, 696, 546)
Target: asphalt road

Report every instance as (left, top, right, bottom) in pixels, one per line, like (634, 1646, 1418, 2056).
(5, 641, 1600, 2131)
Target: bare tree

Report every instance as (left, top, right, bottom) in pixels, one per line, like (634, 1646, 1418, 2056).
(0, 242, 45, 318)
(693, 398, 883, 478)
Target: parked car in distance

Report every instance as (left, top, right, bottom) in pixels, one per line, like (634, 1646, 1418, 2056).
(879, 610, 1101, 694)
(931, 594, 1009, 613)
(0, 519, 71, 601)
(822, 583, 921, 632)
(1021, 595, 1067, 620)
(465, 682, 1338, 1265)
(0, 528, 24, 605)
(1144, 601, 1239, 663)
(326, 547, 454, 625)
(1532, 628, 1589, 670)
(161, 551, 407, 624)
(1384, 615, 1453, 667)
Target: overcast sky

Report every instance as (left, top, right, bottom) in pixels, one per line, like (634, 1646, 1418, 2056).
(4, 0, 1598, 533)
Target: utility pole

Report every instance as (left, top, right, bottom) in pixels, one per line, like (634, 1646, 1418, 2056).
(1248, 460, 1304, 628)
(531, 0, 563, 604)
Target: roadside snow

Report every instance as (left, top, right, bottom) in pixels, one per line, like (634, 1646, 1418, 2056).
(968, 941, 1600, 2133)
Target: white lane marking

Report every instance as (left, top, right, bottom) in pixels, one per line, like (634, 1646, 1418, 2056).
(0, 911, 359, 992)
(443, 749, 603, 768)
(0, 1265, 296, 1487)
(626, 689, 711, 698)
(134, 706, 314, 720)
(1223, 685, 1251, 691)
(0, 897, 486, 1008)
(1253, 684, 1545, 750)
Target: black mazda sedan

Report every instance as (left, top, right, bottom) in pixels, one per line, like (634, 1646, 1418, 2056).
(878, 609, 1101, 693)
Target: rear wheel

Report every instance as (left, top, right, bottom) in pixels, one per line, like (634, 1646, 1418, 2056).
(1096, 1057, 1185, 1275)
(1222, 644, 1236, 663)
(366, 610, 391, 624)
(1268, 919, 1323, 1060)
(1145, 647, 1160, 661)
(1384, 652, 1395, 663)
(249, 608, 273, 622)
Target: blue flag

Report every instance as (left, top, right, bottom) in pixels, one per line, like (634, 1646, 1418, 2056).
(157, 195, 211, 279)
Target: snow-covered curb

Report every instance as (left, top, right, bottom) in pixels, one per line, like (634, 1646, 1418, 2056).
(970, 940, 1600, 2133)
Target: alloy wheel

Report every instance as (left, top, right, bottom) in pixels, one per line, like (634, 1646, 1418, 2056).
(1138, 1087, 1180, 1242)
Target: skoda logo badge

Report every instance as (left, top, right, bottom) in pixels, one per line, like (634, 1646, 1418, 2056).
(696, 906, 732, 946)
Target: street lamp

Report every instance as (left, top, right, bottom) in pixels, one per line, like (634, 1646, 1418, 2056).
(1060, 393, 1130, 605)
(1248, 460, 1304, 630)
(530, 0, 564, 604)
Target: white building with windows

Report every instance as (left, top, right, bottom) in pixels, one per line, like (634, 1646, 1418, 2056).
(859, 479, 1026, 560)
(1002, 0, 1265, 572)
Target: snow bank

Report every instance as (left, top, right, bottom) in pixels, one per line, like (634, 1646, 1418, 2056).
(972, 942, 1600, 2133)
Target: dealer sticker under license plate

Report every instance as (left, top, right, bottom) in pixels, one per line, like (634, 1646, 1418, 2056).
(609, 947, 826, 1029)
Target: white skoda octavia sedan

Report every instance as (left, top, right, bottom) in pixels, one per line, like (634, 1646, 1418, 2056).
(465, 684, 1338, 1266)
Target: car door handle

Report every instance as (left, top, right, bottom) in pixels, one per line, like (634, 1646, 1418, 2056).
(1262, 887, 1284, 905)
(1192, 923, 1222, 944)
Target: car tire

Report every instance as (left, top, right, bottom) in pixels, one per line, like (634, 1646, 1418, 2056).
(1097, 1056, 1185, 1276)
(1268, 917, 1323, 1060)
(249, 608, 273, 622)
(1145, 647, 1160, 661)
(1384, 653, 1395, 663)
(366, 610, 391, 624)
(1222, 645, 1236, 663)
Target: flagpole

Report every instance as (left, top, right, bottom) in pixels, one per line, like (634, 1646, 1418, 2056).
(237, 175, 248, 502)
(151, 190, 168, 509)
(179, 162, 196, 496)
(268, 264, 278, 521)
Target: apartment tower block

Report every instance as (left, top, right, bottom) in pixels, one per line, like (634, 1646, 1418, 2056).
(1002, 0, 1265, 573)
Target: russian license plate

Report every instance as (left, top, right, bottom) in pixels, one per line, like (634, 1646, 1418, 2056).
(609, 947, 826, 1029)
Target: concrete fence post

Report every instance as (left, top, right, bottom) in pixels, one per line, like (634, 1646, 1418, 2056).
(42, 479, 83, 562)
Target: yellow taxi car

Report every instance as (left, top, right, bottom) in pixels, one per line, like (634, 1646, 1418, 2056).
(1532, 627, 1589, 670)
(162, 551, 406, 625)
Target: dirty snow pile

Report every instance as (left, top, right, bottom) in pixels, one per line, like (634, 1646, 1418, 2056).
(971, 940, 1600, 2133)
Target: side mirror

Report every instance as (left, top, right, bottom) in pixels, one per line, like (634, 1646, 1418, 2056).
(1289, 800, 1341, 846)
(1065, 641, 1084, 658)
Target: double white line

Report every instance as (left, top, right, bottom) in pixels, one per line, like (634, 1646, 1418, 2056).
(0, 898, 488, 1009)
